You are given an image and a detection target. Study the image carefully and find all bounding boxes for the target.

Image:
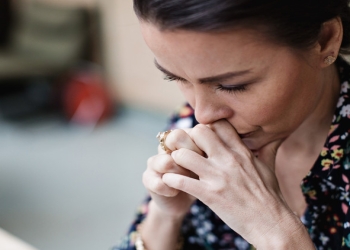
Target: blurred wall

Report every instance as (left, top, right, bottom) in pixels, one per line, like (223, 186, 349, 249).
(19, 0, 97, 8)
(20, 0, 185, 114)
(100, 0, 185, 114)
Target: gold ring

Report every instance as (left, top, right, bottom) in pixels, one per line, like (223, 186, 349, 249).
(156, 130, 173, 153)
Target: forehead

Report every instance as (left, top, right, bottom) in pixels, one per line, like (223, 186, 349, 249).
(140, 21, 283, 77)
(141, 21, 268, 54)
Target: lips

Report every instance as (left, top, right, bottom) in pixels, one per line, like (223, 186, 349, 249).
(238, 131, 254, 138)
(237, 130, 260, 151)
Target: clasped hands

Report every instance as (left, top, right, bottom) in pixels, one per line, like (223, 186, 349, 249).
(144, 119, 308, 248)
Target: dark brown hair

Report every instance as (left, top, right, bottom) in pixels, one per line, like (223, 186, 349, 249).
(134, 0, 350, 54)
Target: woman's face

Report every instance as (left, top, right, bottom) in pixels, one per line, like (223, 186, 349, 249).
(141, 22, 325, 151)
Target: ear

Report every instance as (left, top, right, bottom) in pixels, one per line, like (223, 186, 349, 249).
(316, 17, 343, 68)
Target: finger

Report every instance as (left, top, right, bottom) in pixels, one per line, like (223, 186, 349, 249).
(142, 170, 180, 197)
(158, 144, 166, 154)
(165, 129, 204, 156)
(171, 148, 211, 178)
(149, 154, 198, 178)
(162, 173, 203, 199)
(189, 124, 227, 158)
(208, 120, 247, 152)
(257, 139, 284, 171)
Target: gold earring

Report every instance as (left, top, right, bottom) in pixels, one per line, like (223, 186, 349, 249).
(324, 55, 336, 65)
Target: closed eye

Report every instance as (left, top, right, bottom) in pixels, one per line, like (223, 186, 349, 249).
(215, 84, 248, 93)
(163, 74, 186, 83)
(165, 73, 252, 94)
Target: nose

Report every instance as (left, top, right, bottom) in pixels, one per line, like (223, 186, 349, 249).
(193, 93, 233, 125)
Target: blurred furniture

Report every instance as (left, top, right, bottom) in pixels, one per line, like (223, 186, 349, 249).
(0, 0, 13, 47)
(0, 1, 101, 119)
(0, 228, 38, 250)
(0, 1, 89, 79)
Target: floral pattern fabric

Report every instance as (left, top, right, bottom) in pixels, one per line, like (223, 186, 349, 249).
(113, 57, 350, 250)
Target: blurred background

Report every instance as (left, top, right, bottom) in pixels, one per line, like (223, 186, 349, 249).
(0, 0, 185, 249)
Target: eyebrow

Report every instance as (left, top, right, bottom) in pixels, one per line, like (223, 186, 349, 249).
(154, 59, 252, 84)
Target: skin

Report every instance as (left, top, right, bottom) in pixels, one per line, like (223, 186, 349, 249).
(140, 18, 343, 249)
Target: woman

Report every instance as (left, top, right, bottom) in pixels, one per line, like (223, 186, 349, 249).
(115, 0, 350, 249)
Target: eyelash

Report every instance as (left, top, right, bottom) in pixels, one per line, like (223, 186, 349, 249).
(215, 84, 247, 93)
(163, 75, 185, 82)
(163, 74, 248, 93)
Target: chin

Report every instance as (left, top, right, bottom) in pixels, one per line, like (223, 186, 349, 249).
(241, 136, 274, 152)
(241, 138, 260, 151)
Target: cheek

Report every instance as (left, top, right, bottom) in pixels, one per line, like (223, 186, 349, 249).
(237, 78, 312, 133)
(239, 95, 287, 128)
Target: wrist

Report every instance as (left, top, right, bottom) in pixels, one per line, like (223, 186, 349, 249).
(136, 220, 184, 250)
(149, 200, 187, 223)
(139, 201, 185, 250)
(254, 212, 314, 250)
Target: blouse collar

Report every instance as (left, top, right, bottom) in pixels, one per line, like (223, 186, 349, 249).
(303, 56, 350, 184)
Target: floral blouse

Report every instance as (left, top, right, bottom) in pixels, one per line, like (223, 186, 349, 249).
(113, 57, 350, 250)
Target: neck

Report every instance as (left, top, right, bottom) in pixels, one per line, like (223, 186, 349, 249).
(279, 64, 340, 158)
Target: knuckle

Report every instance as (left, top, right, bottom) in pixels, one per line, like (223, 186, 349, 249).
(166, 129, 186, 147)
(232, 148, 254, 165)
(142, 170, 151, 187)
(166, 128, 179, 140)
(174, 148, 187, 159)
(230, 150, 251, 165)
(242, 148, 255, 162)
(235, 145, 254, 160)
(221, 151, 239, 166)
(149, 155, 174, 173)
(150, 178, 165, 194)
(160, 156, 175, 172)
(143, 171, 177, 196)
(208, 178, 226, 196)
(174, 176, 186, 190)
(173, 129, 188, 143)
(192, 124, 208, 135)
(147, 156, 155, 167)
(170, 128, 185, 138)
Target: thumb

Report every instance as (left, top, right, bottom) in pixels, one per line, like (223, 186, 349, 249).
(257, 139, 284, 171)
